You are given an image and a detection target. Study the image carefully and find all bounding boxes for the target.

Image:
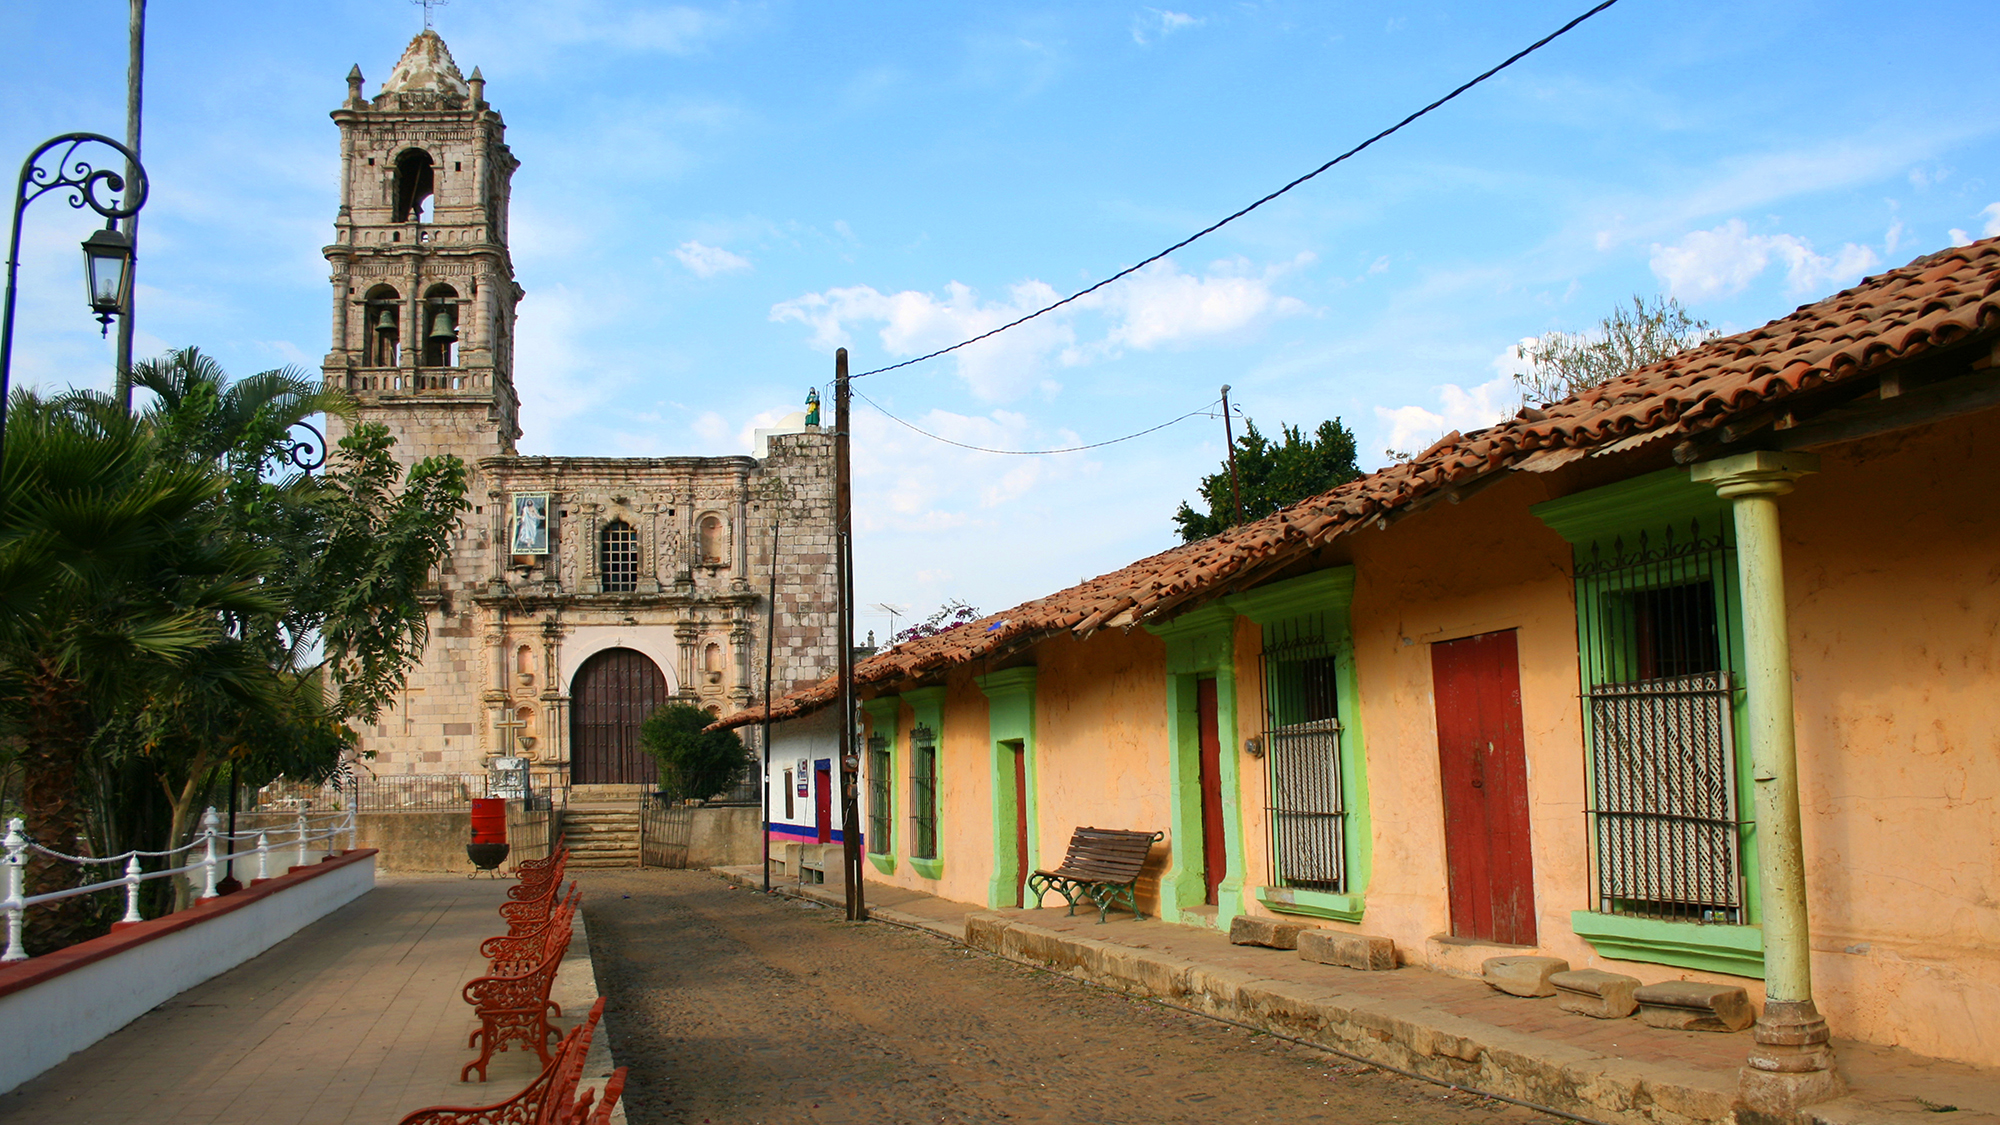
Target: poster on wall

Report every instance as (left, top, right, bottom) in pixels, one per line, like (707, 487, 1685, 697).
(796, 759, 809, 796)
(511, 492, 550, 555)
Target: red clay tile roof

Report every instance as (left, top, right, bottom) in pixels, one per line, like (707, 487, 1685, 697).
(718, 237, 2000, 729)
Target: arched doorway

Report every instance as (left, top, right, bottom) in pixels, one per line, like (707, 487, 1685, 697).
(570, 647, 668, 784)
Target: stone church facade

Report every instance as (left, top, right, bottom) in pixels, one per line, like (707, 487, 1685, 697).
(319, 32, 837, 792)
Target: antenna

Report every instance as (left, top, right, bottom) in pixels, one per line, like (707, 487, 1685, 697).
(412, 0, 448, 31)
(870, 602, 908, 643)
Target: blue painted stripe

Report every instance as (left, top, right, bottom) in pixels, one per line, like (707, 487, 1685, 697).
(765, 821, 860, 845)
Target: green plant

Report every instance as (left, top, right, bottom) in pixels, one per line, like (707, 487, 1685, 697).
(1173, 418, 1361, 542)
(640, 704, 747, 802)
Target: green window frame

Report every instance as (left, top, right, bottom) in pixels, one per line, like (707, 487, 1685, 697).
(861, 696, 901, 874)
(903, 686, 947, 881)
(1222, 568, 1371, 925)
(1534, 468, 1766, 978)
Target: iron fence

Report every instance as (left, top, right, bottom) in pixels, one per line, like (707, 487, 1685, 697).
(1575, 517, 1747, 922)
(242, 769, 567, 813)
(1260, 611, 1346, 892)
(639, 796, 692, 868)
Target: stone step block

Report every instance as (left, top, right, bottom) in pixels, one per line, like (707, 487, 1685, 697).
(1550, 968, 1640, 1019)
(1482, 955, 1570, 997)
(1634, 980, 1755, 1032)
(1297, 929, 1396, 971)
(1229, 915, 1318, 950)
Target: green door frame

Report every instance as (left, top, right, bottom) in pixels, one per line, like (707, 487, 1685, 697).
(1146, 604, 1244, 928)
(976, 667, 1039, 909)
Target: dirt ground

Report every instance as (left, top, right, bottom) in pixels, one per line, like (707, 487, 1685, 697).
(576, 868, 1564, 1125)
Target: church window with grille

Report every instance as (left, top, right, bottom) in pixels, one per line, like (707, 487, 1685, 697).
(599, 520, 639, 592)
(1575, 517, 1746, 923)
(1260, 612, 1346, 892)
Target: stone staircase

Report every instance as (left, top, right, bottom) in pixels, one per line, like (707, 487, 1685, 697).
(561, 806, 641, 868)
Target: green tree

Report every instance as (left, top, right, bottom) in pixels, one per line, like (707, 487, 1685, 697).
(0, 392, 281, 949)
(640, 704, 748, 802)
(1512, 295, 1717, 406)
(1173, 419, 1361, 542)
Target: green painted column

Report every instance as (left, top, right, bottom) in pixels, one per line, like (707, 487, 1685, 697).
(1691, 451, 1842, 1119)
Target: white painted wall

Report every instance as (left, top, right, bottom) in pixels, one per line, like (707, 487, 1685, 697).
(560, 627, 682, 695)
(0, 853, 376, 1094)
(764, 708, 841, 840)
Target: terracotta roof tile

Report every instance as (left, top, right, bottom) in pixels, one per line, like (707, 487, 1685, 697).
(718, 238, 2000, 729)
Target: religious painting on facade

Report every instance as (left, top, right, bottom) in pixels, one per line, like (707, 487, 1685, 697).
(511, 492, 550, 555)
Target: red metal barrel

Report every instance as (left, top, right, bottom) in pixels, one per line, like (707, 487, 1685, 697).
(469, 797, 508, 844)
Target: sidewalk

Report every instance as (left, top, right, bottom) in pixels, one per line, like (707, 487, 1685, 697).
(716, 863, 2000, 1125)
(0, 874, 619, 1125)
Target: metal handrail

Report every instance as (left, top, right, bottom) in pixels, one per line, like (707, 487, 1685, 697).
(1, 802, 359, 962)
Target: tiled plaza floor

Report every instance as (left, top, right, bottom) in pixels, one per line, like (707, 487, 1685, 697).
(0, 874, 616, 1125)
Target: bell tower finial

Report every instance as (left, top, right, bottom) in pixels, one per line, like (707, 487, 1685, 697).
(321, 41, 522, 467)
(412, 0, 448, 31)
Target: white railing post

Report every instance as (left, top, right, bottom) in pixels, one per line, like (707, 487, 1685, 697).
(255, 832, 270, 882)
(296, 809, 309, 869)
(198, 807, 221, 900)
(121, 855, 144, 924)
(3, 819, 28, 962)
(345, 803, 358, 853)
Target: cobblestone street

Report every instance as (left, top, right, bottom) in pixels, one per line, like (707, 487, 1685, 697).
(578, 868, 1563, 1125)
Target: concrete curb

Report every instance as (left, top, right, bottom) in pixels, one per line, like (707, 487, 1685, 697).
(552, 903, 626, 1125)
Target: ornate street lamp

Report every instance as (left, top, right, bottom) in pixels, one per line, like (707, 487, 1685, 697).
(0, 133, 150, 468)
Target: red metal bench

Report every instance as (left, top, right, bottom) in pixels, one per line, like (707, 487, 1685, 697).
(462, 898, 575, 1081)
(400, 997, 626, 1125)
(482, 884, 581, 977)
(508, 846, 569, 902)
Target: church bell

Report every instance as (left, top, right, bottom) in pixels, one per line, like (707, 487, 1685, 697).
(376, 310, 396, 332)
(428, 311, 457, 340)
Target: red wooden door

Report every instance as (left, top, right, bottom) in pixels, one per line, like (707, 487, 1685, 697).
(1196, 678, 1227, 906)
(1012, 744, 1030, 907)
(1431, 630, 1537, 946)
(570, 648, 666, 785)
(814, 761, 833, 843)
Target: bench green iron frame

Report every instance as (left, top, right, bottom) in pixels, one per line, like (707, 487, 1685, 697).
(1027, 827, 1165, 923)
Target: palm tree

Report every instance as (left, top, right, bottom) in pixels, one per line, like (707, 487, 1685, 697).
(0, 391, 280, 951)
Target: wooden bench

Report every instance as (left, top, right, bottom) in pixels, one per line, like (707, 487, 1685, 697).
(1026, 827, 1164, 923)
(462, 900, 576, 1081)
(400, 997, 626, 1125)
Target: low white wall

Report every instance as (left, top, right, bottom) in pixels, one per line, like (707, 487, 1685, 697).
(0, 851, 376, 1094)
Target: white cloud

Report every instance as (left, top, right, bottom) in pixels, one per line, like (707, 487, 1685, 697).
(1132, 9, 1204, 45)
(672, 240, 752, 277)
(1950, 229, 1975, 247)
(1374, 357, 1521, 458)
(1648, 219, 1880, 302)
(771, 256, 1309, 400)
(1983, 203, 2000, 238)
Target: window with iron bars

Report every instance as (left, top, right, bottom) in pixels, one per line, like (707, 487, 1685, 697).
(1576, 517, 1747, 923)
(1260, 611, 1346, 892)
(909, 724, 939, 860)
(599, 520, 639, 592)
(867, 732, 892, 855)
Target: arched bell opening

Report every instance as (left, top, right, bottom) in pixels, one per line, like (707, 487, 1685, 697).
(363, 283, 401, 368)
(393, 148, 436, 223)
(422, 282, 460, 368)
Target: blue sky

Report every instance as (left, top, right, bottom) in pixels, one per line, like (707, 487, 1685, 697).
(4, 0, 1998, 634)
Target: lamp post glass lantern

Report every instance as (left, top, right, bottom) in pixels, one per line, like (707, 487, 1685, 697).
(1, 132, 150, 465)
(81, 223, 134, 333)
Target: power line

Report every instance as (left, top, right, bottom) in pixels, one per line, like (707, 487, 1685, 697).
(851, 0, 1623, 381)
(856, 388, 1221, 455)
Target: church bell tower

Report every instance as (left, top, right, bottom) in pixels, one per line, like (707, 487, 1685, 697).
(322, 31, 522, 465)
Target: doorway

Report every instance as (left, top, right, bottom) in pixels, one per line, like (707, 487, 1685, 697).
(1004, 739, 1029, 906)
(570, 647, 667, 785)
(1431, 629, 1537, 945)
(814, 759, 833, 843)
(1196, 678, 1227, 906)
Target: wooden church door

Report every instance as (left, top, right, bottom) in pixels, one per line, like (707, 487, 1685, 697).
(570, 648, 667, 785)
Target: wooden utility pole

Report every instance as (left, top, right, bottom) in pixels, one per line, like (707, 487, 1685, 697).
(115, 0, 145, 411)
(833, 349, 866, 920)
(1221, 384, 1244, 527)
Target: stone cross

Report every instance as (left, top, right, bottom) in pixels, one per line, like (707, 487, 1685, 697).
(493, 710, 527, 757)
(412, 0, 448, 31)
